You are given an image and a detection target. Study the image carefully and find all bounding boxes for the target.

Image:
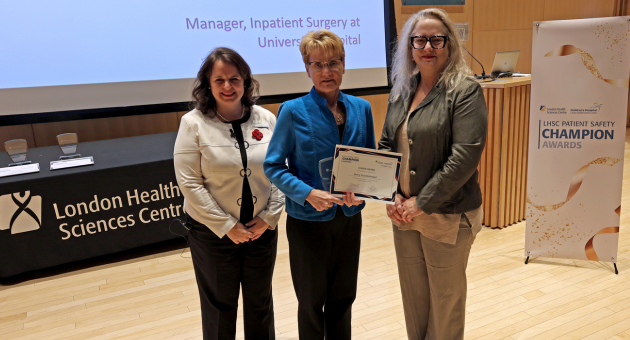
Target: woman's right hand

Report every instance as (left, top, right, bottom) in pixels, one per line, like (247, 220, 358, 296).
(226, 222, 254, 244)
(306, 189, 344, 211)
(386, 194, 405, 224)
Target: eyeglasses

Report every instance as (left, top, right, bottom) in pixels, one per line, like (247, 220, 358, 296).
(307, 58, 344, 72)
(410, 35, 448, 50)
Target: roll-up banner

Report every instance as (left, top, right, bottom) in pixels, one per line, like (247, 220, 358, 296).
(525, 17, 630, 263)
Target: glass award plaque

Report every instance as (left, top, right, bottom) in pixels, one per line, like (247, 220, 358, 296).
(319, 157, 334, 192)
(0, 139, 40, 177)
(57, 133, 80, 159)
(50, 133, 94, 170)
(5, 139, 29, 165)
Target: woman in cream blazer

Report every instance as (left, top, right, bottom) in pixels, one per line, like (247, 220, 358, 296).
(174, 47, 284, 340)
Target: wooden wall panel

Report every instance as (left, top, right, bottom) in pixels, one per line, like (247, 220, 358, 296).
(0, 125, 36, 151)
(543, 0, 616, 21)
(176, 111, 187, 126)
(259, 103, 281, 116)
(261, 94, 388, 142)
(362, 93, 389, 141)
(400, 3, 473, 24)
(397, 1, 476, 74)
(175, 104, 280, 123)
(164, 96, 384, 141)
(32, 112, 179, 147)
(474, 0, 544, 31)
(472, 29, 533, 74)
(394, 0, 404, 33)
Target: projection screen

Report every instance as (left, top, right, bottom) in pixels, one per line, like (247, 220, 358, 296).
(0, 0, 391, 117)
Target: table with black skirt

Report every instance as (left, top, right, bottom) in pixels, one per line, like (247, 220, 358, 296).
(0, 132, 185, 279)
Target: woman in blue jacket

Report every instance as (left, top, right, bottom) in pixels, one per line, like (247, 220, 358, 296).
(264, 29, 376, 340)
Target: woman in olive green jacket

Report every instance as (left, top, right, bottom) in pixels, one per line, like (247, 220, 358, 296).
(378, 8, 488, 340)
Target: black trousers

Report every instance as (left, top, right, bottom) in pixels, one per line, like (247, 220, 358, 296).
(286, 206, 362, 340)
(187, 215, 278, 340)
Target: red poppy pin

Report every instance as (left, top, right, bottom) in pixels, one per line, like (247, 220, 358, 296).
(252, 129, 263, 141)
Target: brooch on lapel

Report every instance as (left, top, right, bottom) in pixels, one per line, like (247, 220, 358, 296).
(252, 129, 263, 141)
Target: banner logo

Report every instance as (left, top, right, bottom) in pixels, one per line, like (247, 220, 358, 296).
(0, 191, 42, 234)
(591, 103, 602, 112)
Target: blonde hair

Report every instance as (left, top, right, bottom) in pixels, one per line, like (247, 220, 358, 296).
(389, 8, 472, 101)
(299, 29, 345, 64)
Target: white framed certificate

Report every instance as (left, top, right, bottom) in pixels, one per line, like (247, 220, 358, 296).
(330, 145, 402, 204)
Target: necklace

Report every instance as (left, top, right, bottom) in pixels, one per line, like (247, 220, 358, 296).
(329, 104, 343, 123)
(215, 106, 245, 122)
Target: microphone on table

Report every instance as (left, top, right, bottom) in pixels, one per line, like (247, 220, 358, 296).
(464, 47, 493, 80)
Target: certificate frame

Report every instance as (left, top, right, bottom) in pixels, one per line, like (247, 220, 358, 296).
(330, 145, 402, 204)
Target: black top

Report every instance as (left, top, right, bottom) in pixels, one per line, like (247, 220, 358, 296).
(337, 123, 345, 143)
(337, 102, 347, 143)
(225, 110, 254, 224)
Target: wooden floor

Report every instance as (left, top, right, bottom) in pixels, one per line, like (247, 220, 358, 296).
(2, 134, 630, 339)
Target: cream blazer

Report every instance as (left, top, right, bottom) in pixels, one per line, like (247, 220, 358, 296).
(173, 106, 284, 238)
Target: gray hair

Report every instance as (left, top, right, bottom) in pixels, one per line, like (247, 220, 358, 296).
(389, 8, 472, 101)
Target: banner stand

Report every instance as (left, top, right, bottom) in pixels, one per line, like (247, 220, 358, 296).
(524, 17, 629, 275)
(524, 252, 619, 274)
(524, 253, 619, 274)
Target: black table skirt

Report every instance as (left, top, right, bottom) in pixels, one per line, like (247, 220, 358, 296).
(0, 132, 186, 278)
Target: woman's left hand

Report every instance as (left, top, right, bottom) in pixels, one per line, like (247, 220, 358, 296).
(246, 217, 271, 241)
(341, 191, 363, 206)
(400, 196, 424, 223)
(386, 194, 405, 223)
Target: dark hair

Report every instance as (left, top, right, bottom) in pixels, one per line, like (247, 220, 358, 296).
(192, 47, 260, 115)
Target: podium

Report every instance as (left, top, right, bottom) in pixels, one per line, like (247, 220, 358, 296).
(478, 77, 531, 228)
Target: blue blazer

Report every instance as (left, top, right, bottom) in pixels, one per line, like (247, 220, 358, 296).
(264, 87, 376, 221)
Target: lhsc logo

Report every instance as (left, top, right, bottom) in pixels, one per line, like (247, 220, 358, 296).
(0, 191, 41, 234)
(540, 105, 546, 111)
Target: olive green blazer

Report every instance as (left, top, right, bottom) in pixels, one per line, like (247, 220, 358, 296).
(378, 76, 488, 215)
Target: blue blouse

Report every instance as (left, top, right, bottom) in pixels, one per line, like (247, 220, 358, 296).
(264, 87, 376, 221)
